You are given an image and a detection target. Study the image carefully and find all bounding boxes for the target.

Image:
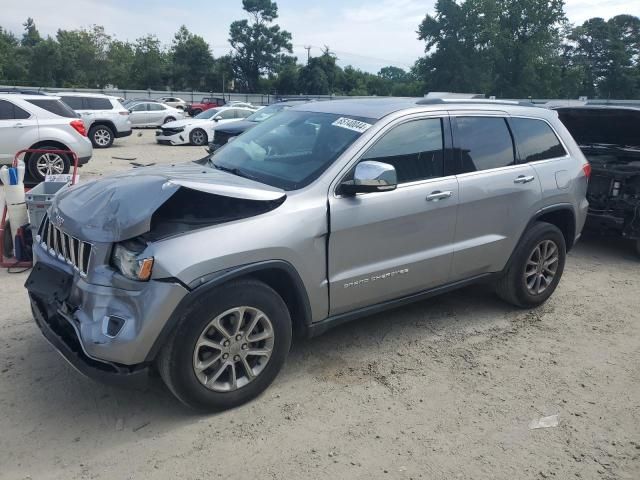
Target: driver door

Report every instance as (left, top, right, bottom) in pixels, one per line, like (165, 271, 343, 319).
(328, 116, 459, 315)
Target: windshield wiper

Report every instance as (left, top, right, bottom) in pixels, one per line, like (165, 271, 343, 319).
(212, 163, 258, 181)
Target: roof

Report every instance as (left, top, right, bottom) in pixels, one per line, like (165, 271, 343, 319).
(292, 97, 547, 120)
(553, 105, 640, 112)
(0, 92, 59, 100)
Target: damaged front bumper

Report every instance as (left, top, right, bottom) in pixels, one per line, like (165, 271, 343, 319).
(26, 245, 189, 385)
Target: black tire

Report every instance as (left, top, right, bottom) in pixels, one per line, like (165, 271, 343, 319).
(191, 109, 202, 116)
(89, 124, 114, 148)
(189, 128, 207, 146)
(27, 146, 71, 182)
(163, 116, 176, 124)
(157, 279, 292, 411)
(496, 221, 566, 308)
(634, 239, 640, 259)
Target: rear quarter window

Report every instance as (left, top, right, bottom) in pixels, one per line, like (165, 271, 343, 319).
(0, 99, 30, 120)
(26, 99, 78, 118)
(510, 117, 566, 162)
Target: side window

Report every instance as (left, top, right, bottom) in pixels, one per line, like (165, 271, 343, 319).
(360, 118, 444, 184)
(86, 97, 113, 110)
(217, 109, 236, 120)
(130, 103, 147, 112)
(148, 103, 166, 111)
(456, 117, 515, 172)
(510, 118, 567, 163)
(0, 100, 30, 120)
(60, 96, 84, 110)
(236, 109, 252, 119)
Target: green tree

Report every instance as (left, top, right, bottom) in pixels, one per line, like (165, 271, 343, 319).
(130, 35, 168, 89)
(229, 0, 293, 92)
(106, 40, 135, 88)
(170, 25, 214, 90)
(21, 17, 41, 47)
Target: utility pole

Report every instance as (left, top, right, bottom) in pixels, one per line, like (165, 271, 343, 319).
(304, 45, 311, 64)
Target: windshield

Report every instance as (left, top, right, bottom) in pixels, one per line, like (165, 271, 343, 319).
(208, 110, 375, 190)
(245, 104, 289, 123)
(195, 108, 219, 120)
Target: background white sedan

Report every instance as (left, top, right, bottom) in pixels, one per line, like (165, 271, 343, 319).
(155, 106, 255, 146)
(128, 101, 185, 127)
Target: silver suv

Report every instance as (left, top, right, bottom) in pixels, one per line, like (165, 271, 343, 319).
(57, 93, 132, 148)
(25, 98, 590, 411)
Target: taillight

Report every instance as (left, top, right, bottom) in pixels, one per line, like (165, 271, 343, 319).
(582, 163, 592, 181)
(70, 119, 87, 137)
(119, 111, 129, 116)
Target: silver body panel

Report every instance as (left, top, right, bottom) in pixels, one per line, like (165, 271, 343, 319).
(30, 100, 589, 366)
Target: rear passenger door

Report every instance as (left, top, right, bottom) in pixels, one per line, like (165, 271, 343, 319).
(328, 116, 459, 315)
(128, 102, 149, 126)
(450, 114, 542, 280)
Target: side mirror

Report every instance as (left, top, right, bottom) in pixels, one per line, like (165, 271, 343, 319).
(340, 161, 398, 195)
(214, 117, 220, 122)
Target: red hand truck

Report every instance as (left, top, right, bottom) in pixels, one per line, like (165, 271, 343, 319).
(0, 148, 79, 270)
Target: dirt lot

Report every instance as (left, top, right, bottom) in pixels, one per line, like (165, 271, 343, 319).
(1, 130, 639, 480)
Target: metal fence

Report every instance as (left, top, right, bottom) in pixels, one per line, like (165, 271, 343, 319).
(2, 85, 640, 107)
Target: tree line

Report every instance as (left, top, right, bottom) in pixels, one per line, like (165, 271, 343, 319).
(0, 0, 638, 99)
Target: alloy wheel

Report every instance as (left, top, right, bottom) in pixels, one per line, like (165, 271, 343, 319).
(35, 153, 65, 177)
(524, 239, 559, 295)
(93, 128, 111, 146)
(191, 130, 206, 145)
(192, 306, 274, 392)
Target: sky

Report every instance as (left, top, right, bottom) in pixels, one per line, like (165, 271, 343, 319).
(3, 0, 640, 73)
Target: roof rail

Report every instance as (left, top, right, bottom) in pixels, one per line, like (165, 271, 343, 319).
(0, 88, 48, 96)
(416, 98, 538, 107)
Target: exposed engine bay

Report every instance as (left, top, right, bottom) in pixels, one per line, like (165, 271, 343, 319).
(145, 187, 285, 241)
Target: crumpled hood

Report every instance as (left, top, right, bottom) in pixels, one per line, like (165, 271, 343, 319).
(51, 162, 285, 242)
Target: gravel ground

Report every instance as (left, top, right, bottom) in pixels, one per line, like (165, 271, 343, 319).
(0, 130, 639, 480)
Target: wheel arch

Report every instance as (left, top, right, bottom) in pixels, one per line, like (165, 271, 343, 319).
(533, 205, 576, 252)
(145, 260, 312, 362)
(89, 120, 116, 133)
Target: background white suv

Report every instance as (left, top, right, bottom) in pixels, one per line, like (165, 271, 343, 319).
(0, 93, 92, 181)
(57, 93, 132, 149)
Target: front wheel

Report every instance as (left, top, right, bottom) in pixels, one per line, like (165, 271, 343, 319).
(157, 279, 292, 411)
(189, 128, 207, 146)
(496, 221, 566, 308)
(27, 147, 71, 182)
(163, 116, 176, 124)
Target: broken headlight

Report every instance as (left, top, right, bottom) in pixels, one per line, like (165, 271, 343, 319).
(111, 241, 154, 281)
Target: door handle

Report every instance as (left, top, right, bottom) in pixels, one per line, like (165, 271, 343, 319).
(426, 190, 452, 202)
(514, 175, 535, 184)
(13, 123, 25, 128)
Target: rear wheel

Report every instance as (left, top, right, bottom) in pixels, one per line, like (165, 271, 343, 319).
(635, 239, 640, 259)
(157, 279, 292, 411)
(191, 109, 202, 116)
(163, 116, 176, 124)
(496, 221, 566, 308)
(27, 146, 71, 182)
(189, 128, 207, 146)
(89, 124, 114, 148)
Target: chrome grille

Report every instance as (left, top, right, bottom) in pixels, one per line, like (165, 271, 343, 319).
(37, 215, 93, 276)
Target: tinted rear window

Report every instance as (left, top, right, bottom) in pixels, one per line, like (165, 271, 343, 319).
(26, 99, 78, 118)
(60, 96, 83, 110)
(456, 117, 515, 172)
(86, 97, 113, 110)
(510, 118, 566, 162)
